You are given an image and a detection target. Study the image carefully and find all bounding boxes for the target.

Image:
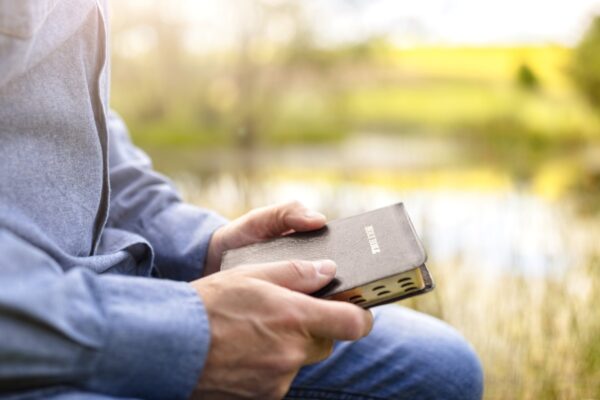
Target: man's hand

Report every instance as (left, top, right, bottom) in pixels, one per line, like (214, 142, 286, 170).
(204, 201, 327, 275)
(190, 259, 373, 400)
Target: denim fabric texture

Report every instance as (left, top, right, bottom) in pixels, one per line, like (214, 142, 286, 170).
(288, 306, 483, 400)
(0, 1, 483, 399)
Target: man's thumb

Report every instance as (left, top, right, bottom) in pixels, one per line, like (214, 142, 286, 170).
(242, 259, 337, 294)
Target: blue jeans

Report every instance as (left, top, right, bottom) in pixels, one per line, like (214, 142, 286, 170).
(287, 306, 483, 400)
(8, 306, 483, 400)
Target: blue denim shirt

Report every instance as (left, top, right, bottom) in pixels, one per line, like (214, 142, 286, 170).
(0, 1, 227, 398)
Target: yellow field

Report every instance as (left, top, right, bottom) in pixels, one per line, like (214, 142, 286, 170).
(386, 46, 572, 90)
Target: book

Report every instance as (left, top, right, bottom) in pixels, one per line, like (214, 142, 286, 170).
(220, 203, 434, 308)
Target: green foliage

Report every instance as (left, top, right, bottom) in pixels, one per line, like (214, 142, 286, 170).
(516, 63, 540, 91)
(572, 16, 600, 111)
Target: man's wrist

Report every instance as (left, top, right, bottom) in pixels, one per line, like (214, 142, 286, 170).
(204, 225, 226, 276)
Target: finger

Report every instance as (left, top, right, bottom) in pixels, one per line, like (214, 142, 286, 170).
(304, 337, 334, 365)
(246, 201, 326, 239)
(238, 259, 337, 294)
(281, 205, 327, 233)
(300, 297, 374, 341)
(274, 372, 301, 400)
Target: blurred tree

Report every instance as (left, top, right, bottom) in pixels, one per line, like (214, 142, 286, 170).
(516, 63, 539, 91)
(572, 16, 600, 111)
(231, 0, 309, 150)
(110, 0, 190, 128)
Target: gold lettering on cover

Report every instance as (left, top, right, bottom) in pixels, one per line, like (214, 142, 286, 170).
(364, 225, 381, 255)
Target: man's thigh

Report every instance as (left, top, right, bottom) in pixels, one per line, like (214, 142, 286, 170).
(287, 305, 483, 400)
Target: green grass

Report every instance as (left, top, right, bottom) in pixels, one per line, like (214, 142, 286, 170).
(129, 121, 231, 149)
(344, 83, 515, 131)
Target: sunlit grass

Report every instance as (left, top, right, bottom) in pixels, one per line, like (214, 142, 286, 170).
(410, 256, 600, 399)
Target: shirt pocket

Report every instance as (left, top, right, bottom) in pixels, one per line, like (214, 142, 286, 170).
(0, 0, 59, 39)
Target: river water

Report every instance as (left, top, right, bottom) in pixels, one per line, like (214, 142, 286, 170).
(148, 134, 600, 277)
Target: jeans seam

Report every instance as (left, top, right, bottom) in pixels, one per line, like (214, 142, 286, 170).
(286, 386, 389, 400)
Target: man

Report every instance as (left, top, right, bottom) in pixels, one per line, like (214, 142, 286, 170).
(0, 1, 483, 399)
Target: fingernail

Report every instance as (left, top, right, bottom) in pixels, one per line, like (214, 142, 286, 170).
(305, 210, 326, 220)
(314, 259, 336, 277)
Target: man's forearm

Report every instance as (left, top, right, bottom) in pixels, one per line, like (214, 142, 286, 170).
(106, 111, 228, 281)
(0, 229, 210, 400)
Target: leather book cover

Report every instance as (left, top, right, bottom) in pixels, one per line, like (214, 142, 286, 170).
(221, 203, 434, 308)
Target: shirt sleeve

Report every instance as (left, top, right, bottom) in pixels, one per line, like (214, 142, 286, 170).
(0, 229, 210, 400)
(106, 110, 228, 282)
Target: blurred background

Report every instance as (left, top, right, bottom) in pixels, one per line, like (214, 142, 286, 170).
(109, 1, 600, 398)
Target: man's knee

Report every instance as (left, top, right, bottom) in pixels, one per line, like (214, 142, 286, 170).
(373, 305, 483, 400)
(2, 386, 140, 400)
